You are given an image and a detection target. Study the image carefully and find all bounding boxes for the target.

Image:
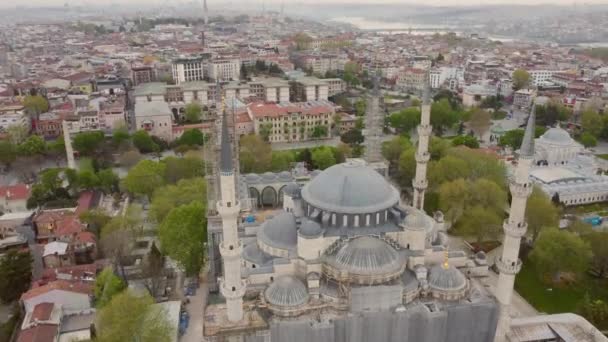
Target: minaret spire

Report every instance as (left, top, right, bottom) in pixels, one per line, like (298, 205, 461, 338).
(216, 95, 245, 322)
(203, 0, 209, 25)
(494, 106, 535, 341)
(363, 68, 384, 166)
(412, 74, 432, 211)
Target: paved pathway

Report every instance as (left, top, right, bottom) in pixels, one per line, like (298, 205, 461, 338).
(180, 281, 207, 342)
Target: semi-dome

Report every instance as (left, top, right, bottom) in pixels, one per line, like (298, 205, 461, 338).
(264, 275, 309, 307)
(282, 182, 300, 197)
(298, 218, 323, 238)
(539, 127, 574, 145)
(323, 236, 405, 284)
(428, 264, 467, 292)
(404, 211, 427, 228)
(301, 159, 400, 214)
(258, 212, 297, 250)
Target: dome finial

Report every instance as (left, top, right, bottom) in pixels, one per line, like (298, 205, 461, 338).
(442, 248, 449, 269)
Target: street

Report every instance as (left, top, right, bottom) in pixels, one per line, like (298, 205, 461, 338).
(180, 280, 207, 342)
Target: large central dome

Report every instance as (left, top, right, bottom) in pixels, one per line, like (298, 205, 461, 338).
(301, 159, 400, 214)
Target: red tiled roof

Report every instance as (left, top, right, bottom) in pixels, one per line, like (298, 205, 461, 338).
(34, 210, 73, 225)
(41, 263, 98, 283)
(0, 184, 31, 201)
(30, 303, 54, 322)
(17, 324, 58, 342)
(21, 280, 93, 301)
(54, 216, 84, 237)
(74, 231, 96, 245)
(74, 191, 94, 215)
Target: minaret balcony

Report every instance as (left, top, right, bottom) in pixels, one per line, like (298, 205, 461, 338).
(509, 182, 533, 198)
(503, 219, 528, 238)
(217, 200, 241, 217)
(495, 256, 522, 275)
(219, 240, 243, 258)
(417, 124, 432, 136)
(415, 152, 431, 163)
(219, 279, 247, 299)
(413, 178, 428, 191)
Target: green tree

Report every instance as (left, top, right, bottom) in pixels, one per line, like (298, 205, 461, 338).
(340, 128, 364, 146)
(581, 110, 603, 137)
(456, 205, 502, 243)
(311, 146, 337, 170)
(73, 131, 105, 156)
(311, 125, 328, 138)
(581, 132, 598, 147)
(468, 108, 491, 139)
(0, 250, 33, 303)
(578, 294, 608, 329)
(334, 143, 352, 163)
(429, 156, 471, 186)
(97, 169, 119, 193)
(239, 134, 272, 173)
(585, 232, 608, 278)
(438, 178, 469, 224)
(6, 124, 28, 144)
(499, 129, 525, 150)
(526, 187, 560, 243)
(122, 160, 166, 198)
(150, 178, 207, 223)
(158, 202, 207, 276)
(530, 228, 592, 284)
(95, 267, 126, 308)
(96, 290, 173, 342)
(118, 149, 142, 167)
(133, 130, 159, 153)
(431, 98, 459, 135)
(161, 156, 205, 184)
(382, 135, 412, 168)
(512, 69, 531, 90)
(184, 103, 203, 123)
(17, 135, 47, 156)
(270, 151, 295, 172)
(258, 123, 273, 142)
(176, 129, 206, 146)
(389, 107, 420, 134)
(0, 141, 17, 167)
(22, 95, 49, 119)
(79, 209, 112, 238)
(451, 135, 479, 148)
(396, 147, 417, 187)
(76, 170, 100, 190)
(354, 99, 367, 116)
(112, 126, 130, 147)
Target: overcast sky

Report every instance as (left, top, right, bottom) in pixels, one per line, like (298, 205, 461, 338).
(4, 0, 608, 7)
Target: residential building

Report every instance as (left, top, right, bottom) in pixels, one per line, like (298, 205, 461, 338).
(513, 89, 536, 110)
(291, 77, 329, 102)
(21, 280, 93, 312)
(396, 68, 426, 92)
(462, 83, 496, 108)
(134, 100, 173, 141)
(36, 112, 63, 139)
(247, 101, 334, 143)
(98, 97, 126, 131)
(172, 56, 208, 84)
(249, 78, 290, 103)
(0, 104, 30, 133)
(131, 66, 156, 86)
(0, 184, 31, 213)
(207, 58, 241, 82)
(527, 69, 558, 87)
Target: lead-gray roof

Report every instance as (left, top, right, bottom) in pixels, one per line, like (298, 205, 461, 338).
(258, 212, 298, 250)
(301, 160, 400, 214)
(325, 236, 404, 276)
(428, 264, 466, 291)
(264, 275, 309, 307)
(538, 126, 574, 146)
(298, 218, 323, 238)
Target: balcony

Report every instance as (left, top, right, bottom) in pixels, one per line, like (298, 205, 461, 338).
(412, 178, 428, 190)
(503, 219, 527, 238)
(415, 152, 430, 163)
(495, 256, 522, 275)
(509, 181, 533, 198)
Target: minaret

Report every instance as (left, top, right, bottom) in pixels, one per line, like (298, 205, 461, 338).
(203, 0, 209, 26)
(494, 108, 535, 341)
(363, 69, 383, 164)
(412, 80, 432, 211)
(62, 120, 76, 170)
(216, 101, 245, 322)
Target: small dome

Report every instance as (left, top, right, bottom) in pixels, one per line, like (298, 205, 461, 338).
(245, 174, 261, 183)
(428, 264, 466, 292)
(298, 218, 323, 238)
(540, 127, 574, 145)
(258, 212, 297, 250)
(324, 236, 404, 284)
(265, 275, 309, 307)
(262, 172, 276, 180)
(282, 182, 300, 197)
(404, 211, 426, 228)
(301, 160, 400, 214)
(278, 171, 292, 180)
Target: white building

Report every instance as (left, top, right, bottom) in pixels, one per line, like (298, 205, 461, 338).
(172, 56, 208, 84)
(134, 100, 173, 141)
(0, 105, 30, 133)
(207, 59, 241, 82)
(462, 83, 496, 108)
(526, 69, 558, 87)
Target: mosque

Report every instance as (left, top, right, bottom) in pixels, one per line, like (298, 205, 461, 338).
(202, 84, 607, 342)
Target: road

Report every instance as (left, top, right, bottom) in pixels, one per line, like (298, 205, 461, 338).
(180, 280, 207, 342)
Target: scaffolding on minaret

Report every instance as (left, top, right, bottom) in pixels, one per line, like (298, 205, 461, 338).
(363, 68, 388, 176)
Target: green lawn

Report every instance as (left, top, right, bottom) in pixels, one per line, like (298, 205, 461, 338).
(515, 262, 608, 315)
(598, 154, 608, 161)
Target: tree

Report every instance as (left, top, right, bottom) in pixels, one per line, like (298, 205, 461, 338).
(578, 294, 608, 329)
(382, 136, 411, 168)
(142, 242, 165, 298)
(429, 156, 471, 186)
(184, 103, 203, 123)
(270, 151, 295, 172)
(96, 291, 173, 342)
(354, 99, 367, 117)
(581, 110, 603, 138)
(456, 205, 502, 243)
(431, 98, 459, 135)
(239, 134, 272, 173)
(526, 187, 560, 243)
(536, 101, 571, 127)
(334, 143, 352, 163)
(133, 130, 159, 153)
(97, 169, 119, 193)
(311, 125, 328, 138)
(512, 69, 531, 90)
(150, 178, 207, 223)
(451, 135, 479, 148)
(581, 132, 598, 148)
(76, 170, 100, 191)
(0, 141, 17, 167)
(468, 108, 491, 139)
(438, 178, 469, 224)
(530, 228, 591, 284)
(112, 126, 130, 147)
(95, 267, 126, 308)
(158, 202, 207, 276)
(397, 147, 417, 187)
(258, 123, 273, 142)
(100, 206, 143, 280)
(176, 129, 206, 146)
(311, 146, 337, 170)
(73, 131, 105, 156)
(294, 32, 313, 50)
(118, 149, 142, 167)
(122, 160, 166, 198)
(22, 95, 49, 119)
(161, 156, 205, 184)
(389, 107, 420, 134)
(17, 135, 46, 156)
(341, 128, 364, 146)
(80, 209, 112, 238)
(0, 250, 32, 303)
(499, 129, 525, 150)
(6, 124, 28, 145)
(585, 232, 608, 278)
